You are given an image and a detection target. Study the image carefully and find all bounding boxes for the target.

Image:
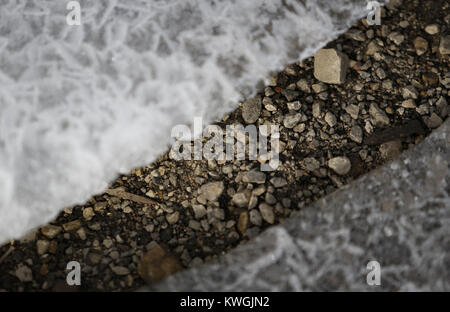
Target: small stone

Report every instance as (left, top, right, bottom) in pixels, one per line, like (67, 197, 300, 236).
(369, 103, 390, 126)
(401, 99, 416, 108)
(242, 96, 261, 124)
(346, 29, 366, 41)
(76, 228, 86, 240)
(439, 36, 450, 55)
(325, 112, 337, 127)
(293, 123, 306, 133)
(287, 101, 302, 111)
(82, 207, 95, 220)
(296, 79, 311, 93)
(425, 24, 439, 35)
(62, 220, 82, 232)
(302, 157, 320, 172)
(111, 266, 130, 276)
(270, 177, 287, 188)
(312, 83, 328, 93)
(232, 192, 249, 208)
(138, 243, 182, 284)
(188, 220, 201, 230)
(366, 41, 379, 56)
(402, 86, 418, 99)
(166, 211, 180, 224)
(349, 125, 363, 143)
(314, 48, 349, 84)
(248, 195, 258, 209)
(41, 225, 62, 239)
(345, 104, 359, 119)
(265, 193, 277, 205)
(36, 240, 50, 255)
(375, 67, 386, 80)
(436, 97, 448, 118)
(249, 209, 262, 226)
(424, 113, 443, 129)
(312, 102, 321, 118)
(237, 212, 249, 235)
(379, 140, 403, 161)
(283, 113, 302, 128)
(328, 157, 352, 175)
(192, 204, 207, 219)
(103, 238, 113, 248)
(258, 203, 275, 224)
(281, 90, 300, 101)
(413, 37, 428, 56)
(199, 181, 224, 202)
(245, 171, 266, 184)
(388, 32, 405, 45)
(15, 264, 32, 282)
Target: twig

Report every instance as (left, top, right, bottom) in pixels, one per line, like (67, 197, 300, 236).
(105, 188, 158, 205)
(0, 245, 15, 265)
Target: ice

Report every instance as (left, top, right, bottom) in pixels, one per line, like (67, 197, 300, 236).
(0, 0, 382, 243)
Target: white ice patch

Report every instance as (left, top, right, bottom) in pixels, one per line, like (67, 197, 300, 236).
(0, 0, 380, 243)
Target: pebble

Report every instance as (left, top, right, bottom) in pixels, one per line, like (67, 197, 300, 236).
(166, 211, 180, 224)
(302, 157, 321, 172)
(388, 32, 405, 45)
(232, 192, 249, 208)
(82, 207, 95, 220)
(328, 157, 352, 175)
(249, 209, 262, 226)
(349, 125, 363, 143)
(62, 220, 82, 232)
(245, 171, 266, 184)
(237, 212, 249, 235)
(345, 104, 360, 119)
(401, 86, 419, 99)
(242, 96, 261, 124)
(425, 24, 439, 35)
(192, 204, 207, 219)
(325, 112, 337, 127)
(313, 48, 349, 84)
(424, 113, 443, 129)
(369, 103, 390, 126)
(36, 240, 50, 255)
(41, 225, 62, 239)
(283, 113, 302, 128)
(439, 36, 450, 55)
(199, 181, 224, 202)
(401, 99, 416, 108)
(111, 266, 130, 276)
(270, 177, 288, 188)
(287, 101, 302, 111)
(15, 265, 33, 282)
(413, 37, 428, 56)
(103, 238, 113, 248)
(258, 203, 275, 224)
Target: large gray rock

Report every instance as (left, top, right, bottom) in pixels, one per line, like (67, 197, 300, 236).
(147, 118, 450, 291)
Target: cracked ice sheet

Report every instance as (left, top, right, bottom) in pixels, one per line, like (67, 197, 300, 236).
(0, 0, 379, 242)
